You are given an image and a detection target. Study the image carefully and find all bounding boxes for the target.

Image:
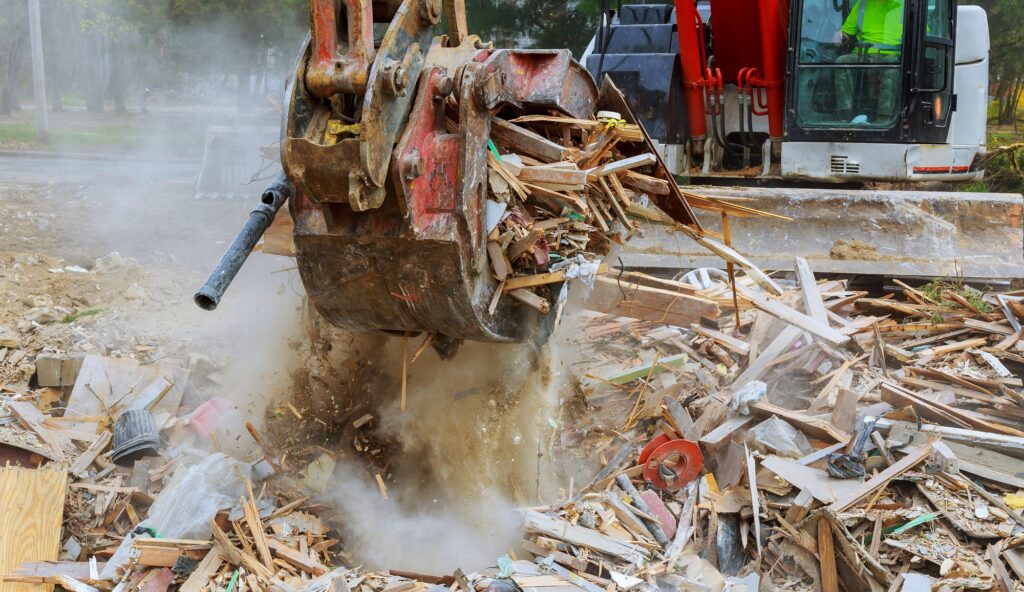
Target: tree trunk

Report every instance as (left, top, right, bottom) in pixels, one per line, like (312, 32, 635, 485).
(85, 34, 106, 112)
(1, 34, 27, 115)
(48, 68, 62, 112)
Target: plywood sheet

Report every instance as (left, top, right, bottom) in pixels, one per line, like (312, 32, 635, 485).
(0, 467, 68, 592)
(65, 356, 188, 433)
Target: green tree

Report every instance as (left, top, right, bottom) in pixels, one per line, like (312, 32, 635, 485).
(969, 0, 1024, 124)
(466, 0, 602, 56)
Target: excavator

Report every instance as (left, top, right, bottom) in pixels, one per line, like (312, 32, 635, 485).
(194, 0, 1024, 345)
(583, 0, 1024, 280)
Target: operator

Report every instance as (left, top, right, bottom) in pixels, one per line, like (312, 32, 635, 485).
(831, 0, 904, 123)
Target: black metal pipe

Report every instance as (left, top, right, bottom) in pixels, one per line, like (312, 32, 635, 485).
(193, 173, 293, 311)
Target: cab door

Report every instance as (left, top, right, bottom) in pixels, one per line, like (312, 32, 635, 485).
(906, 0, 956, 142)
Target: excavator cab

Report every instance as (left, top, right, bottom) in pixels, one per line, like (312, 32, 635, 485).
(789, 0, 955, 138)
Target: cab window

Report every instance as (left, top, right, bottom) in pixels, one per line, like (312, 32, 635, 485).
(795, 0, 906, 129)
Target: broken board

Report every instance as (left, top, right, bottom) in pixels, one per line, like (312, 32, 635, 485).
(65, 356, 189, 433)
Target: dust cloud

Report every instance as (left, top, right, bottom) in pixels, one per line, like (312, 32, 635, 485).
(324, 321, 586, 574)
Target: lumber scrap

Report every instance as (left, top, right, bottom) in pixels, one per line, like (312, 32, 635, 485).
(584, 276, 720, 327)
(0, 467, 67, 592)
(490, 117, 574, 163)
(737, 287, 849, 347)
(829, 443, 932, 512)
(520, 510, 650, 562)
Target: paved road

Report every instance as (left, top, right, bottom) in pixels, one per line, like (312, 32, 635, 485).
(0, 153, 198, 185)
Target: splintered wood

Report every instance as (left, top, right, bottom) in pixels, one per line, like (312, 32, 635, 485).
(484, 105, 698, 315)
(554, 256, 1024, 591)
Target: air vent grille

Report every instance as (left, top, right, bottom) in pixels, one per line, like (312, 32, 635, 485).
(830, 155, 861, 175)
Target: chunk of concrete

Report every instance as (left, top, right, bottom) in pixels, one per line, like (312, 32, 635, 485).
(35, 353, 86, 387)
(0, 327, 19, 349)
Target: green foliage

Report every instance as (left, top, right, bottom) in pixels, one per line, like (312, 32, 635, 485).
(466, 0, 603, 56)
(921, 278, 992, 323)
(62, 308, 104, 324)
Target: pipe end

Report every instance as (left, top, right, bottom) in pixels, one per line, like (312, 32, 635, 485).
(194, 291, 219, 311)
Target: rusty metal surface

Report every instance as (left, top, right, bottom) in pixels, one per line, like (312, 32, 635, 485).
(478, 50, 598, 119)
(292, 61, 533, 340)
(282, 37, 365, 206)
(283, 10, 605, 340)
(305, 0, 375, 98)
(359, 0, 442, 203)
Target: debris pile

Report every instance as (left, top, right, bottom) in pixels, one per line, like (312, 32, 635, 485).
(525, 266, 1024, 591)
(480, 76, 718, 316)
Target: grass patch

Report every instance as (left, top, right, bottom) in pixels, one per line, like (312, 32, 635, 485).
(0, 121, 151, 152)
(920, 279, 991, 323)
(62, 308, 104, 324)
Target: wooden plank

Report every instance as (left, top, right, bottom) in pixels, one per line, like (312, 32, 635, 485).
(829, 443, 932, 512)
(178, 550, 224, 592)
(265, 539, 327, 576)
(508, 289, 550, 314)
(919, 337, 989, 358)
(618, 272, 697, 295)
(818, 517, 838, 592)
(520, 510, 650, 562)
(518, 165, 587, 187)
(6, 402, 65, 458)
(588, 154, 656, 178)
(67, 431, 111, 478)
(699, 415, 753, 450)
(599, 354, 688, 385)
(745, 445, 762, 554)
(507, 229, 545, 262)
(794, 257, 829, 325)
(596, 176, 631, 227)
(691, 235, 784, 296)
(731, 325, 802, 390)
(881, 382, 1024, 436)
(503, 264, 608, 292)
(491, 117, 573, 163)
(830, 389, 860, 433)
(750, 401, 849, 443)
(807, 355, 865, 413)
(584, 276, 720, 327)
(0, 467, 67, 592)
(963, 318, 1015, 335)
(875, 418, 1024, 459)
(487, 241, 509, 281)
(761, 456, 860, 504)
(738, 287, 849, 347)
(943, 442, 1024, 488)
(690, 324, 750, 356)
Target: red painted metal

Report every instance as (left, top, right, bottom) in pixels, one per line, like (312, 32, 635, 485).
(757, 0, 788, 139)
(673, 0, 709, 139)
(642, 439, 703, 492)
(306, 0, 375, 98)
(638, 433, 672, 465)
(708, 0, 765, 82)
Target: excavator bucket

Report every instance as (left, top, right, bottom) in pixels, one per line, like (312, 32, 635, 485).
(281, 0, 602, 342)
(621, 185, 1024, 282)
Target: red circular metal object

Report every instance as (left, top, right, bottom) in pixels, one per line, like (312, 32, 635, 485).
(638, 434, 672, 465)
(642, 439, 704, 492)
